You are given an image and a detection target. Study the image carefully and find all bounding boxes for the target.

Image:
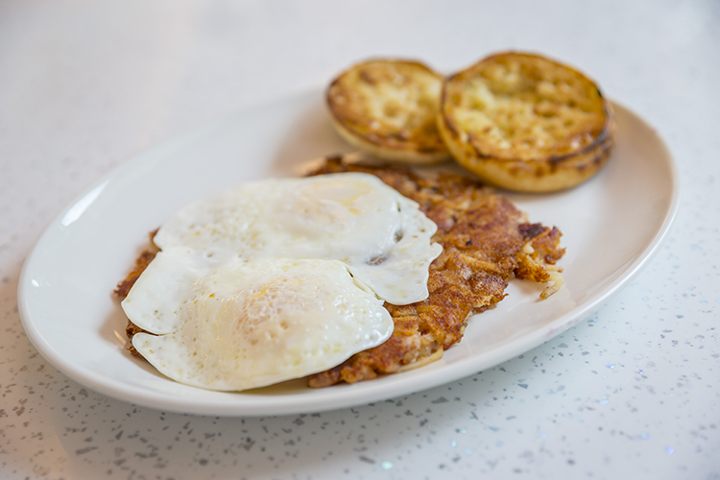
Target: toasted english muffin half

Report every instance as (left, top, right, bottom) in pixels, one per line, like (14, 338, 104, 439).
(438, 52, 615, 192)
(327, 59, 450, 164)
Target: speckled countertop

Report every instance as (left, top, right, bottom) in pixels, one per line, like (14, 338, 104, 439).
(1, 1, 718, 478)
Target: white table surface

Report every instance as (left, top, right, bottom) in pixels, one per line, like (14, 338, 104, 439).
(1, 1, 718, 479)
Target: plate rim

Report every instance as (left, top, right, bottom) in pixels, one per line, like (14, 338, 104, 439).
(17, 93, 680, 416)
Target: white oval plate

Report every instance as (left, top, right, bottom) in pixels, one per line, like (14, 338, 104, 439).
(18, 90, 678, 416)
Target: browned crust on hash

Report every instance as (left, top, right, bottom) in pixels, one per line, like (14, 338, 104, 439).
(114, 158, 565, 385)
(113, 231, 158, 358)
(303, 157, 564, 386)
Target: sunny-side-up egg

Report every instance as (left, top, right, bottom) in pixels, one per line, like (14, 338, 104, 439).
(122, 172, 442, 391)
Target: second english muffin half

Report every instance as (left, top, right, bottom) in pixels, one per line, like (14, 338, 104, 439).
(327, 59, 450, 165)
(438, 52, 616, 192)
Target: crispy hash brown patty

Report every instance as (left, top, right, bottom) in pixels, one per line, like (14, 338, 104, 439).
(114, 157, 564, 387)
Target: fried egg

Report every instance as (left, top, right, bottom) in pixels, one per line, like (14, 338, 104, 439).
(131, 259, 391, 391)
(122, 172, 442, 391)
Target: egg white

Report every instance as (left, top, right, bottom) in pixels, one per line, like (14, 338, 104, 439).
(132, 258, 392, 391)
(153, 173, 442, 305)
(122, 172, 442, 391)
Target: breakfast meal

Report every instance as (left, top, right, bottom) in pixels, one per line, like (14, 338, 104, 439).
(115, 154, 565, 390)
(437, 52, 616, 192)
(114, 51, 610, 392)
(327, 59, 450, 165)
(117, 172, 442, 391)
